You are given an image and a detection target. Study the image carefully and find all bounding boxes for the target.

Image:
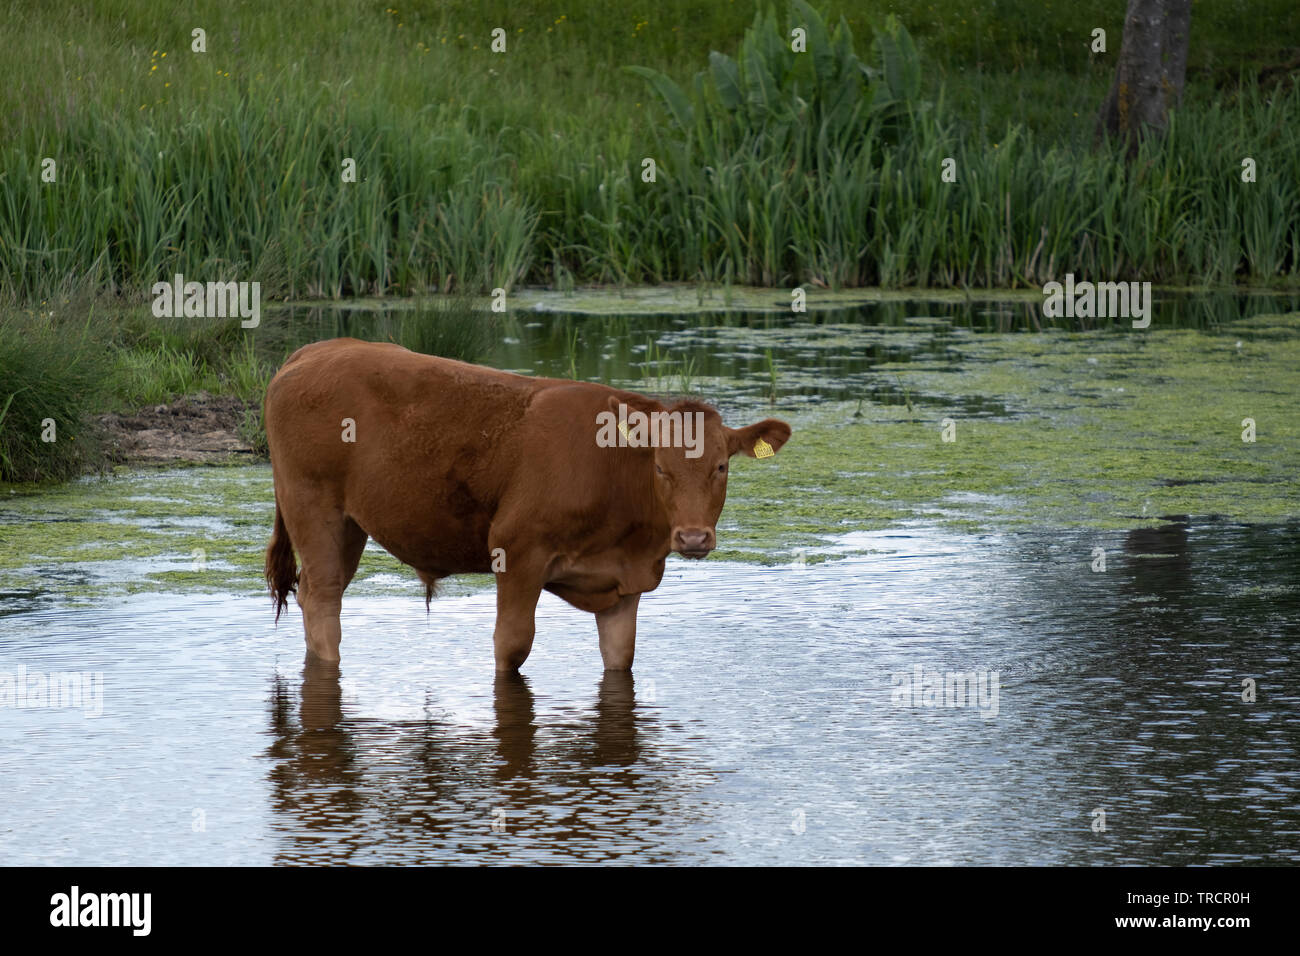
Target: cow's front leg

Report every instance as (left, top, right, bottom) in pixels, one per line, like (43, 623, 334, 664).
(596, 593, 641, 671)
(492, 567, 543, 673)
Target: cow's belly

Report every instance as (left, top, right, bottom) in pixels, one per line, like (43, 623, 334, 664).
(348, 483, 494, 575)
(369, 525, 493, 576)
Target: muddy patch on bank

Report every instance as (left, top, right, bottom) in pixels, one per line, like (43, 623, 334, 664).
(98, 392, 256, 465)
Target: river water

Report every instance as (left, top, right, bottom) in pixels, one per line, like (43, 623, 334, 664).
(1, 293, 1297, 864)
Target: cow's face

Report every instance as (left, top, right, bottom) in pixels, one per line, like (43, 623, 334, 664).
(647, 402, 791, 559)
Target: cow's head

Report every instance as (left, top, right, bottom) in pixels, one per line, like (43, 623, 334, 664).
(605, 396, 791, 559)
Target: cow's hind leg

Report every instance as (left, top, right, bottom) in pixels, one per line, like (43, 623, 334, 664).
(294, 514, 368, 661)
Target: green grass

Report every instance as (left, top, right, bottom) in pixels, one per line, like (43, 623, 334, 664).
(1, 0, 1297, 305)
(0, 304, 113, 481)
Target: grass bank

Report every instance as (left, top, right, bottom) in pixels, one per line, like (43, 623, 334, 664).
(2, 0, 1297, 304)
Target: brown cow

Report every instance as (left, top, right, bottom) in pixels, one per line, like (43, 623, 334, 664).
(264, 338, 790, 672)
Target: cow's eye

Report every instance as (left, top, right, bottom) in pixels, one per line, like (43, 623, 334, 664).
(717, 463, 727, 474)
(655, 464, 664, 476)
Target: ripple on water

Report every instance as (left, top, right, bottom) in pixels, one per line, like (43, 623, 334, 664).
(1, 516, 1297, 864)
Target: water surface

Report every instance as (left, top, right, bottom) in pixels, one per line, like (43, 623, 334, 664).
(2, 293, 1297, 864)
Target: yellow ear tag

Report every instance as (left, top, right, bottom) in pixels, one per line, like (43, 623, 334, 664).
(753, 438, 774, 459)
(618, 420, 630, 439)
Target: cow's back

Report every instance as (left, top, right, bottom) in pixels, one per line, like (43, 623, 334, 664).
(265, 339, 538, 574)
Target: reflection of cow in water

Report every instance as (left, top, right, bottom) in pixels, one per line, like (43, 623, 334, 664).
(263, 339, 790, 671)
(265, 661, 694, 864)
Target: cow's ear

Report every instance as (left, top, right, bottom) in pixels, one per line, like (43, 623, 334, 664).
(608, 393, 660, 416)
(727, 419, 792, 459)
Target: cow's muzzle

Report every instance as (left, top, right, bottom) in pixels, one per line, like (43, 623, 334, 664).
(673, 527, 715, 559)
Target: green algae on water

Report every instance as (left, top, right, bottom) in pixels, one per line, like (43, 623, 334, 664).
(2, 311, 1297, 601)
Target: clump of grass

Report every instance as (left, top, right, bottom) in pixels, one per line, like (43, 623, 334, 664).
(641, 336, 664, 390)
(564, 325, 581, 380)
(675, 352, 698, 394)
(0, 83, 538, 302)
(223, 336, 272, 406)
(892, 371, 916, 423)
(0, 307, 113, 482)
(626, 5, 925, 287)
(386, 294, 495, 361)
(112, 345, 215, 407)
(764, 349, 780, 406)
(237, 406, 269, 458)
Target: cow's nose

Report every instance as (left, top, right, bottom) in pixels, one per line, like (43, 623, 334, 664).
(673, 528, 715, 557)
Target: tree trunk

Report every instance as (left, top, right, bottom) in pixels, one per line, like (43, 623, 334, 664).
(1096, 0, 1192, 156)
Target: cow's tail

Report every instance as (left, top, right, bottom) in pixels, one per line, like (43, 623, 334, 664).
(265, 501, 299, 623)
